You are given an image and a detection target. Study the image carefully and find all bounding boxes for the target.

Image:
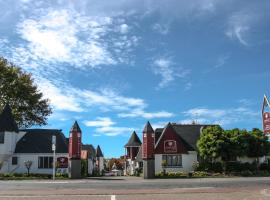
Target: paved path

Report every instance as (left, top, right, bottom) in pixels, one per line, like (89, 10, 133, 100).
(0, 177, 270, 199)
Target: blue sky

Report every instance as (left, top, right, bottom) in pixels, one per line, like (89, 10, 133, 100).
(0, 0, 270, 158)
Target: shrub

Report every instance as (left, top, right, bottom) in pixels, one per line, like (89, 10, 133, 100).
(240, 170, 253, 177)
(195, 162, 223, 173)
(192, 171, 209, 177)
(259, 163, 270, 172)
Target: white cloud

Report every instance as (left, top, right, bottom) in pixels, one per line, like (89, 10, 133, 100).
(152, 23, 170, 35)
(95, 126, 134, 136)
(119, 24, 129, 34)
(3, 8, 140, 75)
(84, 117, 115, 127)
(214, 55, 229, 69)
(36, 77, 173, 121)
(152, 57, 190, 89)
(182, 105, 259, 126)
(118, 109, 174, 119)
(38, 78, 83, 112)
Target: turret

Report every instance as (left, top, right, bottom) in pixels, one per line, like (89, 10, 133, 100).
(68, 121, 82, 159)
(125, 131, 142, 160)
(142, 121, 155, 179)
(0, 104, 19, 163)
(142, 121, 155, 159)
(68, 121, 82, 178)
(96, 145, 104, 173)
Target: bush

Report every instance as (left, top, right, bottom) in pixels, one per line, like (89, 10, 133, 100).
(195, 162, 223, 173)
(240, 170, 253, 177)
(155, 171, 188, 178)
(192, 171, 209, 177)
(259, 163, 270, 172)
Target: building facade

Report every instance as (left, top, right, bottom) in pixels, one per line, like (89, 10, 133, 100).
(125, 121, 208, 176)
(0, 104, 104, 176)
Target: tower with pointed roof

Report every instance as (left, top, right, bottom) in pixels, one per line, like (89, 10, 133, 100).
(0, 104, 19, 164)
(142, 121, 155, 179)
(125, 131, 142, 160)
(95, 145, 104, 173)
(68, 121, 82, 178)
(124, 131, 142, 175)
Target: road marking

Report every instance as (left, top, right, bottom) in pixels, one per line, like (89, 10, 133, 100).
(111, 195, 116, 200)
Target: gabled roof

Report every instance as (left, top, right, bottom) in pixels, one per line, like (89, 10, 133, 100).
(155, 123, 210, 151)
(125, 131, 142, 147)
(70, 121, 81, 132)
(82, 144, 96, 159)
(96, 145, 104, 157)
(0, 104, 19, 132)
(143, 121, 154, 133)
(15, 129, 68, 153)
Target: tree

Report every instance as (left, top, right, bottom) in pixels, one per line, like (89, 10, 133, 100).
(107, 158, 124, 170)
(0, 57, 52, 128)
(244, 128, 270, 158)
(24, 160, 32, 176)
(197, 125, 224, 162)
(220, 129, 247, 162)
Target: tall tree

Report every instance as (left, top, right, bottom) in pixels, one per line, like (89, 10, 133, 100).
(0, 57, 52, 128)
(197, 125, 224, 162)
(245, 128, 270, 158)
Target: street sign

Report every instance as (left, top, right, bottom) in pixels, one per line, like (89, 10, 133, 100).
(263, 112, 270, 134)
(262, 95, 270, 134)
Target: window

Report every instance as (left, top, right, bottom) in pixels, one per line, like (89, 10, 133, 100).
(38, 157, 53, 169)
(0, 132, 4, 143)
(162, 155, 182, 167)
(12, 157, 18, 165)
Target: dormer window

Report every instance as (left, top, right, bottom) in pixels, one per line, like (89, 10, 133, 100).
(0, 132, 4, 143)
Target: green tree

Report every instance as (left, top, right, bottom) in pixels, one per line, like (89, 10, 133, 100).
(220, 129, 247, 162)
(0, 57, 52, 128)
(244, 128, 270, 158)
(197, 125, 224, 162)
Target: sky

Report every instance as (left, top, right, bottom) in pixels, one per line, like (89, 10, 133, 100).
(0, 0, 270, 158)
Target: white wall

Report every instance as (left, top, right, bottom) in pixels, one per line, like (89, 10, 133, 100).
(155, 151, 198, 174)
(88, 158, 94, 175)
(0, 153, 68, 174)
(237, 156, 266, 164)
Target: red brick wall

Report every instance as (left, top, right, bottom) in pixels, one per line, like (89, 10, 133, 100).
(142, 132, 155, 159)
(69, 131, 81, 159)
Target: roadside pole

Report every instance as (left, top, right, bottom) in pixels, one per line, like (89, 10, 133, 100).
(52, 135, 56, 180)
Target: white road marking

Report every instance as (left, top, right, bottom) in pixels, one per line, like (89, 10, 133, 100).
(111, 195, 116, 200)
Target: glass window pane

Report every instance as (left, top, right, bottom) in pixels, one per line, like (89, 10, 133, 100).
(0, 132, 4, 143)
(49, 157, 53, 168)
(44, 157, 48, 168)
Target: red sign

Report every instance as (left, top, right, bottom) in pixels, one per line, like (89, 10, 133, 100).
(57, 157, 68, 168)
(263, 112, 270, 134)
(164, 140, 177, 153)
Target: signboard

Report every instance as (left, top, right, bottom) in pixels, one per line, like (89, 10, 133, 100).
(52, 136, 56, 151)
(164, 140, 177, 153)
(57, 157, 68, 168)
(263, 112, 270, 134)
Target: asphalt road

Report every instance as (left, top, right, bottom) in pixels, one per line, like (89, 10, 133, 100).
(0, 176, 270, 199)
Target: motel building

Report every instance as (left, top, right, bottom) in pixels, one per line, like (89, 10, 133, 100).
(0, 104, 104, 178)
(124, 121, 203, 178)
(124, 121, 269, 178)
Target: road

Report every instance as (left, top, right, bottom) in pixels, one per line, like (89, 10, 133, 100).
(0, 176, 270, 199)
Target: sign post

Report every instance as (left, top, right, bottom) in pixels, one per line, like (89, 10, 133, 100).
(52, 135, 56, 180)
(262, 95, 270, 135)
